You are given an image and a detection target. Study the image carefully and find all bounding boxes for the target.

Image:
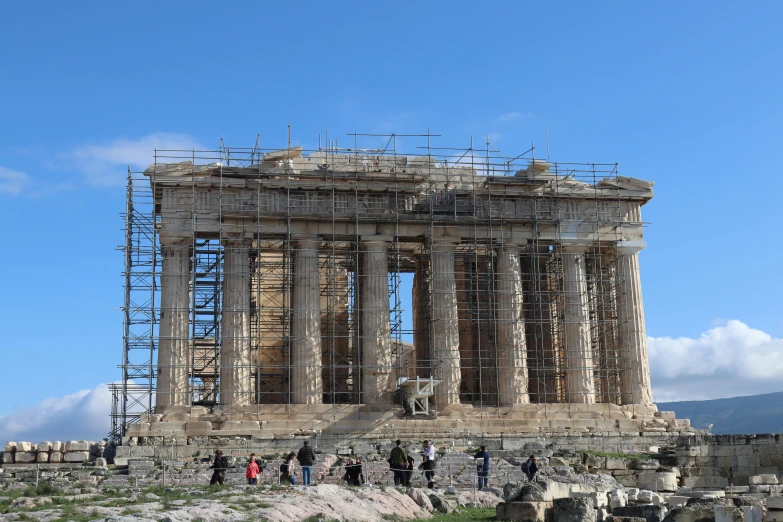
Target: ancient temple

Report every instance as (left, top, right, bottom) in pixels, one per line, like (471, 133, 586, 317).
(120, 144, 685, 442)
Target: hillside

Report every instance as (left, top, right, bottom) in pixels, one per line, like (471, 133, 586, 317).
(658, 391, 783, 434)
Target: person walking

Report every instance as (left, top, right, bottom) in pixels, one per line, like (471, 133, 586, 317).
(388, 440, 408, 487)
(420, 440, 436, 489)
(404, 454, 415, 487)
(522, 455, 538, 483)
(297, 440, 316, 486)
(347, 457, 365, 486)
(209, 449, 227, 485)
(280, 452, 297, 485)
(474, 445, 490, 490)
(246, 453, 260, 485)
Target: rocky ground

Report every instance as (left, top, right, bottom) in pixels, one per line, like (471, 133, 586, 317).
(0, 482, 502, 522)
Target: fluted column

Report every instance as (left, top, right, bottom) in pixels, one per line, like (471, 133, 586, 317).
(617, 241, 653, 405)
(156, 237, 191, 409)
(561, 245, 595, 404)
(220, 239, 252, 407)
(360, 236, 392, 404)
(291, 236, 323, 404)
(495, 244, 530, 405)
(430, 240, 461, 407)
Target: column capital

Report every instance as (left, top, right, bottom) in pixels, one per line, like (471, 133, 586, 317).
(159, 236, 191, 248)
(496, 242, 523, 254)
(430, 238, 459, 251)
(360, 235, 393, 247)
(560, 242, 592, 254)
(617, 240, 646, 256)
(291, 234, 321, 249)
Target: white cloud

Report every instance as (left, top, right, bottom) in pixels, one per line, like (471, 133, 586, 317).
(0, 166, 30, 195)
(0, 384, 112, 443)
(65, 133, 205, 186)
(649, 320, 783, 402)
(496, 111, 531, 123)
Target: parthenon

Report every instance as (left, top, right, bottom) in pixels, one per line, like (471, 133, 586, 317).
(116, 137, 676, 441)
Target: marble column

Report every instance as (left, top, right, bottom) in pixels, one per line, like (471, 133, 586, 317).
(220, 239, 252, 407)
(291, 236, 323, 404)
(616, 241, 653, 405)
(495, 245, 530, 405)
(360, 237, 392, 404)
(412, 258, 432, 377)
(561, 245, 596, 404)
(156, 237, 191, 409)
(430, 240, 461, 407)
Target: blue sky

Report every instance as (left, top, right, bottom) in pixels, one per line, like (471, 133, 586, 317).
(1, 2, 781, 438)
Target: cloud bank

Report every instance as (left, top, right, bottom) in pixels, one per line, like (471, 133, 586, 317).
(649, 320, 783, 402)
(0, 384, 111, 443)
(65, 133, 205, 186)
(0, 166, 30, 195)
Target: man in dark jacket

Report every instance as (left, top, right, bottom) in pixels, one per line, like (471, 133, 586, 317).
(389, 440, 408, 486)
(209, 449, 227, 485)
(297, 440, 316, 486)
(522, 455, 538, 482)
(474, 445, 490, 490)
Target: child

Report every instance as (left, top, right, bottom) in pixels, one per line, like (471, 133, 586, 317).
(246, 453, 259, 485)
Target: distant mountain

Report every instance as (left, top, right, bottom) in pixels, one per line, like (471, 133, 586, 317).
(658, 391, 783, 435)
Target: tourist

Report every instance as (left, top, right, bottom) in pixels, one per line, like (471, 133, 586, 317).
(420, 440, 436, 489)
(474, 445, 490, 490)
(209, 449, 227, 485)
(388, 439, 408, 486)
(280, 452, 297, 485)
(522, 455, 538, 483)
(246, 453, 260, 485)
(348, 457, 365, 486)
(404, 454, 415, 487)
(297, 440, 316, 486)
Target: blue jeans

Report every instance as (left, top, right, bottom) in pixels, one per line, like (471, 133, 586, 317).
(477, 470, 488, 489)
(302, 466, 312, 485)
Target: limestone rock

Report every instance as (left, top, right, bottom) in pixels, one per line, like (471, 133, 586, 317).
(2, 452, 14, 464)
(3, 442, 16, 452)
(63, 451, 90, 463)
(38, 441, 53, 452)
(517, 482, 548, 501)
(14, 452, 36, 463)
(428, 493, 458, 514)
(637, 471, 677, 492)
(65, 440, 90, 452)
(612, 504, 667, 522)
(49, 451, 63, 463)
(554, 497, 595, 522)
(95, 457, 107, 467)
(767, 496, 783, 510)
(36, 452, 49, 463)
(51, 441, 63, 452)
(713, 505, 743, 522)
(406, 488, 433, 511)
(497, 501, 550, 521)
(503, 482, 523, 501)
(16, 441, 33, 452)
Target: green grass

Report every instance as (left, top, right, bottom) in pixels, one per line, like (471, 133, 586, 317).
(412, 507, 496, 521)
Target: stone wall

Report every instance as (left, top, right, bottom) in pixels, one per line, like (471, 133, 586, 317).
(2, 440, 106, 465)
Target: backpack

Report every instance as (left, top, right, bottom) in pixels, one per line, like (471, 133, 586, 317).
(521, 460, 532, 474)
(256, 459, 265, 472)
(279, 463, 288, 474)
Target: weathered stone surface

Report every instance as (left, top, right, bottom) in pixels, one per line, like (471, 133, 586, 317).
(406, 488, 433, 511)
(429, 493, 458, 514)
(16, 441, 33, 452)
(767, 496, 783, 510)
(65, 440, 90, 452)
(63, 451, 90, 462)
(554, 497, 595, 522)
(497, 501, 550, 522)
(3, 441, 16, 452)
(637, 471, 677, 492)
(2, 452, 13, 464)
(36, 452, 49, 463)
(290, 237, 323, 404)
(51, 441, 63, 452)
(38, 441, 52, 452)
(49, 451, 63, 463)
(14, 452, 36, 463)
(713, 505, 743, 522)
(612, 504, 666, 522)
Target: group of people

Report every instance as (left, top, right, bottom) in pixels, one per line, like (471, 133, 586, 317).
(471, 447, 539, 490)
(209, 440, 539, 489)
